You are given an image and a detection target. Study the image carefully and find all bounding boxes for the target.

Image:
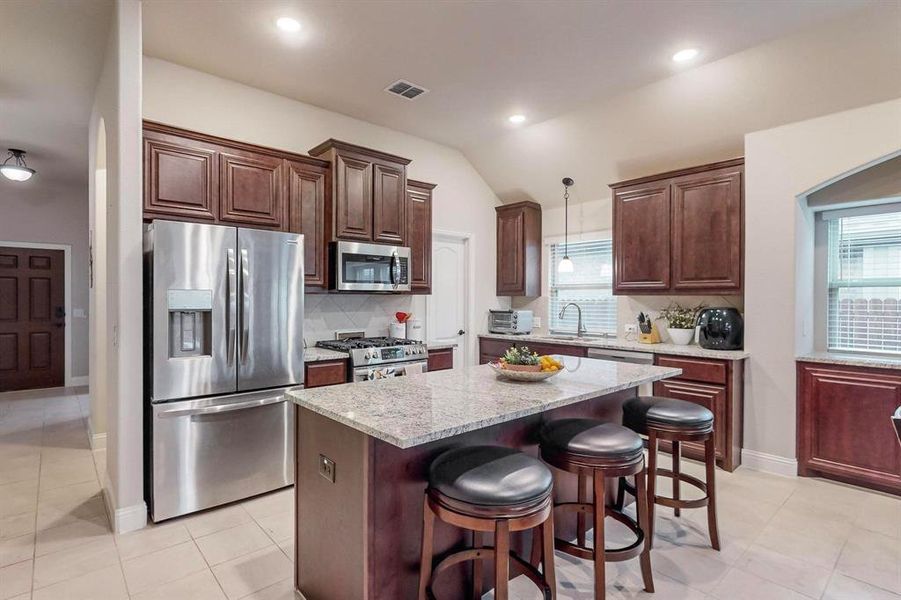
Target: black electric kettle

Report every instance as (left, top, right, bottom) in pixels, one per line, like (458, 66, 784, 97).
(695, 308, 743, 350)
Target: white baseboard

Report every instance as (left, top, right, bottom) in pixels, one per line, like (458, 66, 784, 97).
(68, 375, 88, 387)
(101, 477, 148, 534)
(741, 449, 798, 477)
(89, 431, 107, 451)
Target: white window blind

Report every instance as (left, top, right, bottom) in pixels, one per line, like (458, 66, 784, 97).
(827, 210, 901, 355)
(549, 239, 617, 335)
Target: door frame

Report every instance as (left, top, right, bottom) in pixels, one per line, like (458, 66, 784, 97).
(426, 229, 474, 367)
(0, 241, 75, 387)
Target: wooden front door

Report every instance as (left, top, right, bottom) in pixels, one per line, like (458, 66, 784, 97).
(0, 247, 65, 391)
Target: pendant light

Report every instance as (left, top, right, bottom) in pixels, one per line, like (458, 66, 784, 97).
(1, 149, 35, 182)
(558, 177, 574, 273)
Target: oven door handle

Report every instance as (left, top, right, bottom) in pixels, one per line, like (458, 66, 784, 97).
(157, 395, 287, 418)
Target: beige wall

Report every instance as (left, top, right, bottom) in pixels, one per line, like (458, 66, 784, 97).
(744, 98, 901, 464)
(0, 183, 90, 381)
(89, 0, 145, 533)
(141, 57, 509, 365)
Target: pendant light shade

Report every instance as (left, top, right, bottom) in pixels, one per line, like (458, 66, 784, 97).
(558, 177, 574, 273)
(1, 149, 35, 182)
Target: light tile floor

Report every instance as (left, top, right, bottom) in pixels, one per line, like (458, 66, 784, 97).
(1, 387, 899, 600)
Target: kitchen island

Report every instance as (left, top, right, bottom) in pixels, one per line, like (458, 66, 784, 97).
(287, 357, 680, 600)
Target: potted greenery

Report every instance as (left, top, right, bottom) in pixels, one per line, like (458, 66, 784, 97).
(658, 303, 703, 345)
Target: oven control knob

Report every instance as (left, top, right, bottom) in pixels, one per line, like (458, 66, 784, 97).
(405, 349, 412, 356)
(417, 348, 424, 355)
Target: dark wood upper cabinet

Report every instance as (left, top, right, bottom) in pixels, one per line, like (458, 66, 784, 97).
(797, 362, 901, 494)
(406, 179, 435, 294)
(496, 201, 541, 297)
(372, 162, 406, 244)
(309, 139, 411, 245)
(613, 184, 671, 292)
(610, 158, 744, 295)
(286, 160, 329, 287)
(334, 154, 373, 241)
(219, 151, 284, 228)
(143, 129, 219, 222)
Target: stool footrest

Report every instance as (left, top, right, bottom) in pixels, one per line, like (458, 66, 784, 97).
(428, 547, 552, 600)
(552, 502, 645, 563)
(653, 468, 709, 510)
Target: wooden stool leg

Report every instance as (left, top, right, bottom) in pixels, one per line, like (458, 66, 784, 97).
(593, 470, 607, 600)
(615, 476, 626, 511)
(529, 525, 541, 568)
(577, 473, 587, 547)
(634, 466, 655, 593)
(418, 496, 435, 600)
(494, 519, 510, 600)
(672, 440, 682, 517)
(542, 512, 557, 600)
(473, 531, 484, 600)
(646, 431, 658, 550)
(704, 435, 721, 551)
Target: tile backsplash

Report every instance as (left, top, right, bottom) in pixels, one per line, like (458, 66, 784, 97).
(303, 294, 416, 345)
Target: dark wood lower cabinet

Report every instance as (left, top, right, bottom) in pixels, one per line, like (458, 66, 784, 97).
(652, 355, 743, 471)
(305, 360, 348, 388)
(797, 362, 901, 495)
(427, 348, 454, 371)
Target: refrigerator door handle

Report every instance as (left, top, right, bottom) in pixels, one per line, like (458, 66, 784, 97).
(240, 248, 250, 364)
(156, 394, 288, 418)
(226, 248, 237, 366)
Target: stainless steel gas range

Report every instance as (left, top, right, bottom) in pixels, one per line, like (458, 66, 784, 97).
(316, 336, 428, 382)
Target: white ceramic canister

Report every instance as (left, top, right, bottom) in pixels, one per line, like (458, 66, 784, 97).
(389, 322, 406, 339)
(405, 318, 423, 341)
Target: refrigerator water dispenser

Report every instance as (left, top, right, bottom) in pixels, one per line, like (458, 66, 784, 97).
(167, 289, 213, 358)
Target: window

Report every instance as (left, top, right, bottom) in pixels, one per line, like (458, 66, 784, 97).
(548, 238, 617, 335)
(826, 208, 901, 354)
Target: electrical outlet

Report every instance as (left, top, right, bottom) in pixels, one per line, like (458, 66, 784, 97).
(624, 324, 637, 335)
(319, 454, 336, 483)
(534, 316, 542, 329)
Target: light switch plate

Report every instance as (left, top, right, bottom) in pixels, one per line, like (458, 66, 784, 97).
(624, 324, 637, 335)
(319, 454, 336, 483)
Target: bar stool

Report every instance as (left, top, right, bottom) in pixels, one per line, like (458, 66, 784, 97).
(539, 419, 654, 600)
(621, 396, 720, 550)
(418, 445, 557, 600)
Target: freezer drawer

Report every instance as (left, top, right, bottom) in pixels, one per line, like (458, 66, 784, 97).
(150, 388, 295, 522)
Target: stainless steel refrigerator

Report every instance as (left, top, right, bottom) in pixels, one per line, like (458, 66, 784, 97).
(144, 220, 304, 522)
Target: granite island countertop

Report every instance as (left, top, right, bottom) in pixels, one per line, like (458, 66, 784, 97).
(287, 358, 681, 448)
(480, 333, 750, 360)
(797, 352, 901, 371)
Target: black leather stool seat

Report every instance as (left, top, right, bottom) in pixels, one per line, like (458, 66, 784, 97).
(540, 419, 643, 460)
(623, 396, 714, 434)
(428, 445, 553, 507)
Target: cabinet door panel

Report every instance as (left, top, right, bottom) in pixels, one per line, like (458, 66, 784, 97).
(305, 360, 348, 388)
(373, 163, 406, 244)
(672, 168, 742, 291)
(496, 210, 524, 295)
(286, 161, 328, 287)
(335, 155, 373, 240)
(219, 152, 284, 228)
(406, 185, 432, 293)
(613, 184, 670, 293)
(798, 363, 901, 492)
(144, 136, 218, 221)
(653, 379, 727, 461)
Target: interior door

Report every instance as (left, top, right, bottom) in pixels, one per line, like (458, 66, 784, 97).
(0, 247, 65, 391)
(427, 235, 468, 367)
(237, 228, 304, 391)
(149, 221, 236, 402)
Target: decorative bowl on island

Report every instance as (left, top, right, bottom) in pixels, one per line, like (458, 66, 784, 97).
(489, 346, 563, 382)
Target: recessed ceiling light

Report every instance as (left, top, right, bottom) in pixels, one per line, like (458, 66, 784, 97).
(276, 17, 301, 32)
(508, 114, 526, 124)
(672, 48, 699, 63)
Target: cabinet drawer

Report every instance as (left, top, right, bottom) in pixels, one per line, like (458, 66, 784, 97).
(656, 355, 727, 385)
(305, 360, 348, 388)
(427, 349, 454, 371)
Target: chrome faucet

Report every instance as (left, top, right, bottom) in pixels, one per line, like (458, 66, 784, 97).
(559, 302, 587, 338)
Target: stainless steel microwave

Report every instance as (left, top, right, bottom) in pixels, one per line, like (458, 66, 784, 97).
(329, 241, 411, 292)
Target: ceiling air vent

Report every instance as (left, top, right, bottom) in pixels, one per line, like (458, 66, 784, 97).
(384, 79, 429, 101)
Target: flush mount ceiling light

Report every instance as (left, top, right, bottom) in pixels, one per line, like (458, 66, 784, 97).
(0, 149, 35, 182)
(276, 17, 301, 32)
(672, 48, 699, 63)
(558, 177, 574, 273)
(508, 114, 526, 124)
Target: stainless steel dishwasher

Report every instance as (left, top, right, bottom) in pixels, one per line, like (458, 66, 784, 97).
(587, 347, 655, 396)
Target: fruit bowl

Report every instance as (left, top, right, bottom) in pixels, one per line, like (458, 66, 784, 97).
(488, 361, 563, 382)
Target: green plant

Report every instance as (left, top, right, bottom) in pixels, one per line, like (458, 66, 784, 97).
(659, 303, 704, 329)
(501, 346, 541, 365)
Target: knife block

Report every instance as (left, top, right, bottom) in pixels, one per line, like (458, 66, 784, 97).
(638, 323, 662, 344)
